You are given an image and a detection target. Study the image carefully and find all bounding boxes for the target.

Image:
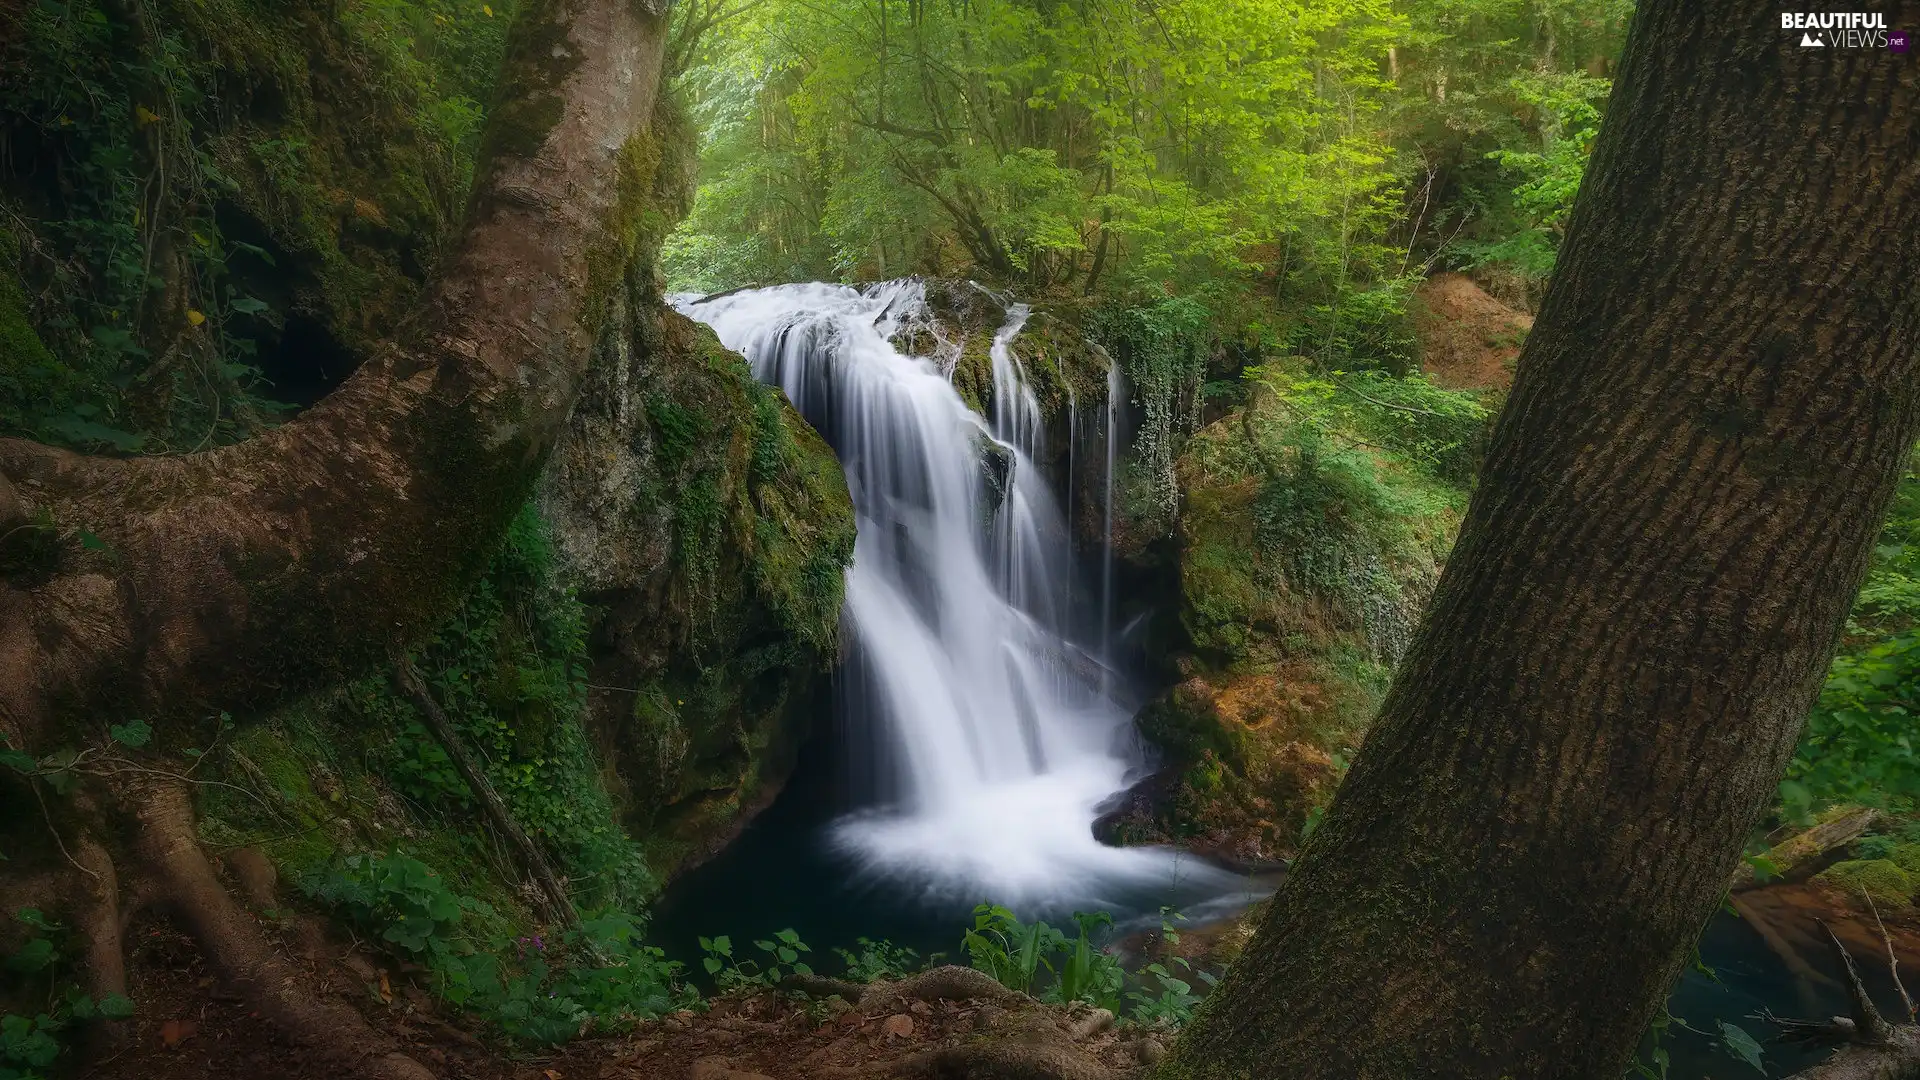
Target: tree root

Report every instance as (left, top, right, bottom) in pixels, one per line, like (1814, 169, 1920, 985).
(897, 1012, 1124, 1080)
(872, 966, 1029, 1009)
(71, 830, 130, 1051)
(134, 780, 436, 1080)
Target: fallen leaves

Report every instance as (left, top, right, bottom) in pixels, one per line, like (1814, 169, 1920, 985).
(159, 1018, 198, 1049)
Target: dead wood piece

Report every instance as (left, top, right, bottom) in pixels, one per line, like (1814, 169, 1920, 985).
(394, 661, 580, 935)
(1736, 808, 1883, 891)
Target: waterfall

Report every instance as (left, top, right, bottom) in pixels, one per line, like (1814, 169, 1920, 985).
(1102, 360, 1123, 671)
(677, 282, 1218, 907)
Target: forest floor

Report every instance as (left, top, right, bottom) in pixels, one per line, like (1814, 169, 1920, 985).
(77, 909, 1162, 1080)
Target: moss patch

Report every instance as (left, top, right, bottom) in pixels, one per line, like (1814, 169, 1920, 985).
(1816, 859, 1917, 909)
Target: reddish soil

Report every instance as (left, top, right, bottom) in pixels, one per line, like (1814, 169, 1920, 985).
(1413, 272, 1533, 392)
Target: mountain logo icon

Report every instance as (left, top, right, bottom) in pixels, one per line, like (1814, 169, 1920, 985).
(1800, 31, 1825, 46)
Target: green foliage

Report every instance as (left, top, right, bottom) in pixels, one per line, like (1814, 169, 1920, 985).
(665, 0, 1406, 298)
(1091, 295, 1212, 530)
(0, 908, 134, 1080)
(1124, 911, 1219, 1027)
(365, 506, 654, 910)
(1786, 454, 1920, 808)
(832, 938, 923, 984)
(302, 852, 696, 1044)
(698, 928, 814, 992)
(961, 904, 1122, 1009)
(302, 852, 501, 999)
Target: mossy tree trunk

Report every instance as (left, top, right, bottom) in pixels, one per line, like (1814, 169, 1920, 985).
(0, 1, 670, 1075)
(0, 0, 668, 746)
(1163, 3, 1920, 1078)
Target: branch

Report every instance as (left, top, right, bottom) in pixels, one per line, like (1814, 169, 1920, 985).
(392, 661, 581, 937)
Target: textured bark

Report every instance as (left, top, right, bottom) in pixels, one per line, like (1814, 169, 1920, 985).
(0, 0, 669, 748)
(1165, 4, 1920, 1078)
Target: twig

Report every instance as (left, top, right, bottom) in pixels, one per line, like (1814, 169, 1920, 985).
(1327, 374, 1452, 418)
(1821, 918, 1893, 1043)
(1865, 891, 1917, 1023)
(32, 782, 100, 882)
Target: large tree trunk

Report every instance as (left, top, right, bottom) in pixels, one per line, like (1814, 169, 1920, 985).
(1163, 4, 1920, 1078)
(0, 0, 669, 747)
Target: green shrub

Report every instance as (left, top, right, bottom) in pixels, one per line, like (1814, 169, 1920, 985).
(961, 904, 1122, 1009)
(832, 938, 923, 983)
(301, 852, 695, 1044)
(1, 908, 134, 1080)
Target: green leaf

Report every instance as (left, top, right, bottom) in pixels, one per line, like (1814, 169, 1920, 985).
(1717, 1020, 1764, 1072)
(6, 936, 56, 973)
(98, 993, 135, 1019)
(108, 720, 152, 748)
(228, 296, 270, 316)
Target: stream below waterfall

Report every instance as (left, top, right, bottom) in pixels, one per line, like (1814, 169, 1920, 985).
(656, 281, 1885, 1080)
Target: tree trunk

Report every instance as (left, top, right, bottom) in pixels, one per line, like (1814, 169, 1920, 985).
(0, 0, 669, 748)
(1163, 4, 1920, 1078)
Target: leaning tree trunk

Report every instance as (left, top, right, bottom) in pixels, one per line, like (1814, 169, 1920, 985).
(1163, 4, 1920, 1079)
(0, 0, 668, 748)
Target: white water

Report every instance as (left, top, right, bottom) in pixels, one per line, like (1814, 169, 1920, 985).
(677, 281, 1229, 909)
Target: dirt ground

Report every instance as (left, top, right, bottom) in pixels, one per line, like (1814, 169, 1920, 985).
(76, 911, 1162, 1080)
(1413, 272, 1533, 392)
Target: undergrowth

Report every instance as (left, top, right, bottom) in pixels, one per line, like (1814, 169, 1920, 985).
(301, 852, 696, 1044)
(1783, 450, 1920, 815)
(0, 908, 134, 1080)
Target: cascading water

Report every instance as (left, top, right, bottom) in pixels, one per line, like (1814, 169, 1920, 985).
(677, 281, 1227, 909)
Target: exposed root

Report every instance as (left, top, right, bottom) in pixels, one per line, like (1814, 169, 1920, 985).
(779, 974, 870, 1002)
(72, 830, 129, 1050)
(872, 966, 1029, 1009)
(899, 1014, 1121, 1080)
(134, 779, 437, 1080)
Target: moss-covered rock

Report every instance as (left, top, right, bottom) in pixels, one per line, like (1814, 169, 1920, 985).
(1815, 859, 1917, 909)
(1116, 382, 1467, 861)
(543, 289, 854, 881)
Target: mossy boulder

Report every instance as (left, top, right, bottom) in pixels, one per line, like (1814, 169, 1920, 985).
(1815, 859, 1917, 909)
(543, 292, 854, 881)
(1119, 386, 1465, 860)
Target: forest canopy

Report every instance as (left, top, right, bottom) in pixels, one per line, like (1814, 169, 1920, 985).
(665, 0, 1629, 328)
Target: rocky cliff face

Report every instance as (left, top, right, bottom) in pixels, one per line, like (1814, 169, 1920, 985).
(1097, 278, 1522, 866)
(545, 286, 853, 880)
